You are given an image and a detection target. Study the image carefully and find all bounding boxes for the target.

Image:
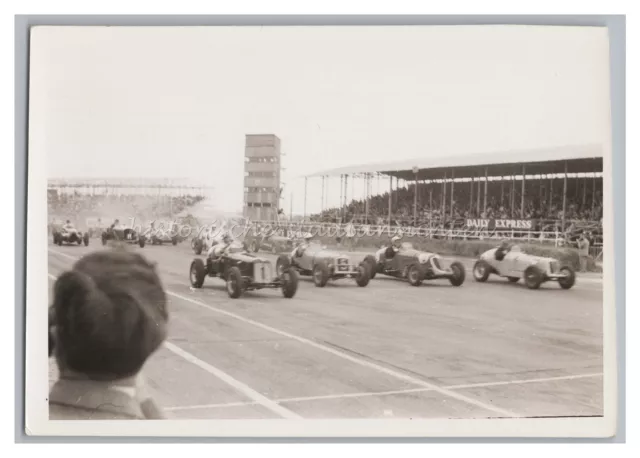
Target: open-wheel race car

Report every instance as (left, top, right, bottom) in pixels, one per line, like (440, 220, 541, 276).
(189, 240, 299, 299)
(52, 225, 90, 247)
(247, 231, 294, 254)
(101, 224, 146, 248)
(275, 239, 371, 287)
(472, 244, 576, 290)
(363, 241, 465, 287)
(145, 222, 179, 246)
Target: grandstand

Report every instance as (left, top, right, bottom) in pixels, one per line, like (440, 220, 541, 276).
(47, 177, 213, 229)
(298, 144, 604, 257)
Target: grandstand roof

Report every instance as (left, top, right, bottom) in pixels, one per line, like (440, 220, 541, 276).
(305, 143, 604, 181)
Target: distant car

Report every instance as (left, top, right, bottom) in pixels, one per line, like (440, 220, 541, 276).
(191, 227, 220, 255)
(52, 226, 90, 247)
(275, 240, 371, 287)
(101, 225, 146, 248)
(472, 244, 576, 290)
(146, 223, 179, 246)
(247, 232, 294, 254)
(363, 242, 465, 287)
(189, 241, 299, 299)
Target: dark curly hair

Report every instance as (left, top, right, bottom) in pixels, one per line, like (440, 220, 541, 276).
(50, 248, 168, 380)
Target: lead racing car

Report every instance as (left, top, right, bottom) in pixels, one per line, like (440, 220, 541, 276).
(101, 222, 146, 248)
(363, 240, 465, 287)
(52, 223, 90, 247)
(189, 240, 299, 299)
(472, 243, 576, 290)
(275, 238, 371, 287)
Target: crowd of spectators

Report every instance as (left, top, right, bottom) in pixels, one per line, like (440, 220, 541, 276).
(311, 179, 604, 230)
(48, 190, 205, 224)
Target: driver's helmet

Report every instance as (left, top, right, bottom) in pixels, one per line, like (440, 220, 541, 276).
(498, 240, 510, 250)
(391, 235, 402, 247)
(66, 220, 70, 224)
(303, 233, 313, 242)
(222, 232, 232, 244)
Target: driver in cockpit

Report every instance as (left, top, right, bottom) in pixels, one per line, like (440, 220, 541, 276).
(385, 235, 403, 259)
(294, 234, 314, 257)
(207, 232, 233, 259)
(494, 240, 512, 261)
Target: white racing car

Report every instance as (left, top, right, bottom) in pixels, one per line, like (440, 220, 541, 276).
(472, 244, 576, 290)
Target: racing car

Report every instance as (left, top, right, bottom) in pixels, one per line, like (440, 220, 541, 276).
(363, 241, 465, 287)
(52, 224, 90, 247)
(189, 240, 299, 299)
(101, 224, 146, 248)
(472, 244, 576, 290)
(275, 239, 371, 287)
(247, 230, 294, 254)
(145, 221, 179, 246)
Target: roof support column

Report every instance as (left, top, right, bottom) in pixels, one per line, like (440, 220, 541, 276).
(476, 173, 481, 215)
(592, 172, 596, 215)
(470, 176, 474, 215)
(413, 167, 419, 226)
(365, 174, 370, 224)
(562, 161, 568, 232)
(388, 175, 392, 227)
(510, 171, 515, 218)
(321, 176, 325, 214)
(582, 174, 587, 209)
(549, 175, 553, 215)
(484, 167, 488, 215)
(442, 171, 447, 223)
(520, 165, 526, 219)
(344, 174, 349, 222)
(303, 177, 307, 222)
(339, 174, 343, 223)
(450, 169, 455, 219)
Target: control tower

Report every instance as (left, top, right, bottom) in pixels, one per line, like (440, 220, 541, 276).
(243, 134, 281, 221)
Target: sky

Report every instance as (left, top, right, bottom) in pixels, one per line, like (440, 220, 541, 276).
(31, 25, 611, 214)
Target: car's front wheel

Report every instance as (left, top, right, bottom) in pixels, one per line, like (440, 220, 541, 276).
(276, 254, 291, 277)
(192, 238, 203, 255)
(313, 261, 330, 287)
(473, 260, 491, 282)
(558, 266, 576, 290)
(281, 268, 299, 298)
(226, 266, 244, 299)
(355, 263, 370, 287)
(138, 236, 146, 248)
(83, 233, 89, 246)
(190, 258, 206, 288)
(363, 255, 377, 279)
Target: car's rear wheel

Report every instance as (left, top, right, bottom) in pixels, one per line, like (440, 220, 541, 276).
(407, 264, 423, 286)
(190, 258, 206, 288)
(524, 266, 543, 290)
(473, 260, 491, 282)
(226, 266, 244, 299)
(363, 255, 377, 279)
(139, 236, 146, 248)
(281, 268, 299, 298)
(448, 261, 465, 286)
(313, 262, 330, 287)
(507, 277, 519, 283)
(83, 233, 89, 246)
(171, 236, 178, 246)
(355, 263, 370, 287)
(101, 235, 107, 246)
(77, 237, 82, 245)
(558, 266, 576, 289)
(276, 254, 291, 277)
(192, 238, 203, 255)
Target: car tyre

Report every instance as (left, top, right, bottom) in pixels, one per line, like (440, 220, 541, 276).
(363, 255, 377, 279)
(139, 236, 146, 248)
(355, 263, 370, 287)
(473, 260, 491, 282)
(101, 234, 107, 246)
(83, 233, 90, 246)
(313, 261, 330, 287)
(193, 238, 204, 255)
(171, 236, 178, 246)
(276, 254, 291, 277)
(281, 268, 299, 298)
(226, 266, 244, 299)
(448, 261, 466, 286)
(190, 258, 206, 288)
(407, 264, 423, 287)
(558, 266, 576, 290)
(524, 265, 543, 290)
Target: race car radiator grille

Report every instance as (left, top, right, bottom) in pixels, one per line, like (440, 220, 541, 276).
(549, 261, 559, 273)
(253, 262, 272, 283)
(336, 258, 349, 272)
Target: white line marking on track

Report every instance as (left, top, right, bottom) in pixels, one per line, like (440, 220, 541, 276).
(164, 372, 604, 412)
(48, 267, 301, 420)
(163, 342, 301, 419)
(48, 248, 519, 418)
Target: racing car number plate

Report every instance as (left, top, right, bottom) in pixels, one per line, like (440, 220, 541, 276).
(254, 263, 271, 283)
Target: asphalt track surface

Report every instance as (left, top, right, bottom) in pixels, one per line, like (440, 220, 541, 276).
(47, 240, 604, 420)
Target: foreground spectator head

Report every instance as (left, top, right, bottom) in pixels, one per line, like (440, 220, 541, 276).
(50, 248, 168, 380)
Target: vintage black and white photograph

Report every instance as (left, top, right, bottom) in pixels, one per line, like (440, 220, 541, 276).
(25, 24, 616, 436)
